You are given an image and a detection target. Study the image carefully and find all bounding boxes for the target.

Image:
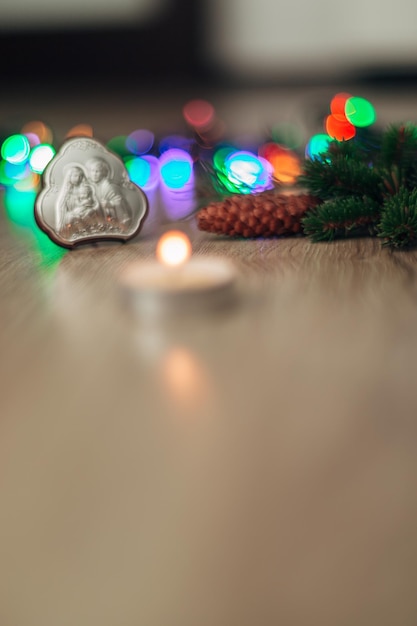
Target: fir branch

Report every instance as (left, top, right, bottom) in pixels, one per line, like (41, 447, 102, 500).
(326, 139, 372, 162)
(379, 123, 417, 169)
(378, 188, 417, 248)
(378, 124, 417, 194)
(298, 152, 383, 202)
(352, 126, 383, 157)
(297, 125, 417, 247)
(302, 196, 380, 242)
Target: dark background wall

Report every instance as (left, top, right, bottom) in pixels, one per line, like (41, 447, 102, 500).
(1, 0, 417, 91)
(0, 0, 207, 88)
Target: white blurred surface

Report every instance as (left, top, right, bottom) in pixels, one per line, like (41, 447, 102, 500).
(207, 0, 417, 78)
(0, 0, 170, 29)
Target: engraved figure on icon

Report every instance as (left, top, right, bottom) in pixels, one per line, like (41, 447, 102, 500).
(86, 156, 133, 230)
(57, 165, 102, 240)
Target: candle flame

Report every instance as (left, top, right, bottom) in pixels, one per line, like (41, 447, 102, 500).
(156, 230, 192, 267)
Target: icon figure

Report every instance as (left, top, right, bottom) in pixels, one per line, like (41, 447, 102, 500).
(57, 166, 103, 240)
(85, 157, 133, 230)
(35, 137, 148, 248)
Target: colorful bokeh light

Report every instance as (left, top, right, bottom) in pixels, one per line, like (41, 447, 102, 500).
(325, 114, 356, 141)
(183, 99, 215, 130)
(125, 156, 152, 188)
(5, 160, 30, 182)
(0, 160, 15, 186)
(24, 132, 41, 148)
(3, 187, 66, 265)
(159, 149, 193, 189)
(1, 134, 30, 164)
(139, 155, 160, 190)
(213, 146, 236, 172)
(21, 121, 53, 145)
(29, 144, 56, 174)
(345, 97, 376, 128)
(3, 187, 38, 229)
(330, 92, 352, 122)
(65, 123, 94, 138)
(126, 129, 154, 155)
(14, 172, 40, 192)
(159, 134, 193, 154)
(271, 153, 300, 184)
(259, 143, 301, 184)
(107, 135, 130, 158)
(224, 151, 272, 193)
(305, 134, 333, 159)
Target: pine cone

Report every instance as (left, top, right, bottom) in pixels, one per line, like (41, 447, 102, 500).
(197, 191, 321, 238)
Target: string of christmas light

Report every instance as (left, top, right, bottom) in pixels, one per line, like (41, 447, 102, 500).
(3, 93, 417, 248)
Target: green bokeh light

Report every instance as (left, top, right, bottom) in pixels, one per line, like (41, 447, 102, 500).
(216, 170, 250, 194)
(3, 187, 38, 229)
(4, 187, 66, 267)
(345, 97, 376, 128)
(0, 159, 15, 186)
(213, 146, 236, 172)
(1, 134, 30, 164)
(107, 136, 130, 158)
(32, 226, 67, 269)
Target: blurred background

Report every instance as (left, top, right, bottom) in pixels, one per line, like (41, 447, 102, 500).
(1, 0, 417, 88)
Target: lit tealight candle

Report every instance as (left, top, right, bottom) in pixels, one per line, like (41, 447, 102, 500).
(119, 230, 237, 314)
(156, 230, 192, 267)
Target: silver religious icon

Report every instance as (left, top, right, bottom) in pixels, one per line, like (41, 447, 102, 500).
(35, 137, 148, 248)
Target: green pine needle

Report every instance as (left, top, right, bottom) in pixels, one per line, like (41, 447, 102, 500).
(302, 196, 381, 242)
(378, 124, 417, 194)
(378, 188, 417, 248)
(297, 123, 417, 248)
(298, 150, 383, 202)
(379, 123, 417, 169)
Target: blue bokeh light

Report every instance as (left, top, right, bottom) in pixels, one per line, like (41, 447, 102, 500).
(125, 157, 152, 188)
(159, 149, 193, 189)
(159, 135, 193, 154)
(126, 129, 155, 155)
(305, 134, 333, 160)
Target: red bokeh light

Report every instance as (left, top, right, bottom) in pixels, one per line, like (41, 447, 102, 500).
(183, 99, 215, 130)
(325, 114, 356, 141)
(330, 92, 352, 122)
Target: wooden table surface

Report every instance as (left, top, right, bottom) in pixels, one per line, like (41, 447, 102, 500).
(1, 86, 417, 625)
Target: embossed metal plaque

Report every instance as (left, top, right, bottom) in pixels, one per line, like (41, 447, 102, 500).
(35, 137, 148, 248)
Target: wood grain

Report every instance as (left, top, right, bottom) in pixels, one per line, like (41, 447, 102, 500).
(1, 197, 417, 626)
